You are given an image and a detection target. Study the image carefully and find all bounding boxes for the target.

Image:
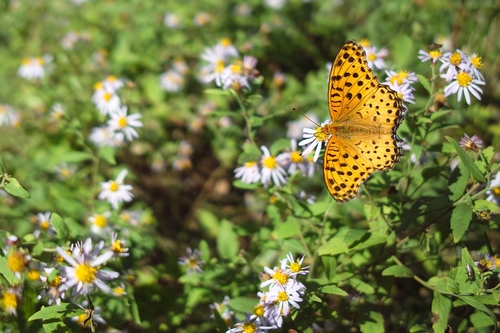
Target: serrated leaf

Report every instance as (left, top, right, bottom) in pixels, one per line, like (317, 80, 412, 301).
(446, 136, 485, 183)
(309, 294, 322, 302)
(431, 292, 451, 333)
(4, 177, 30, 199)
(458, 295, 496, 324)
(382, 265, 414, 278)
(451, 204, 472, 243)
(50, 213, 69, 242)
(473, 199, 500, 215)
(448, 163, 469, 201)
(28, 303, 84, 321)
(320, 285, 347, 296)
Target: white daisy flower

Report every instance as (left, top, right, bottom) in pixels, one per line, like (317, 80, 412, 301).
(281, 252, 310, 277)
(88, 212, 112, 238)
(54, 162, 77, 180)
(486, 172, 500, 206)
(38, 267, 67, 306)
(363, 46, 388, 70)
(418, 49, 443, 64)
(89, 125, 125, 148)
(193, 12, 212, 26)
(93, 89, 121, 116)
(228, 313, 274, 333)
(56, 238, 119, 296)
(264, 0, 287, 10)
(107, 106, 143, 141)
(220, 63, 250, 90)
(178, 248, 204, 274)
(217, 38, 239, 59)
(49, 103, 65, 120)
(172, 57, 189, 75)
(260, 145, 287, 187)
(299, 119, 331, 162)
(384, 70, 418, 85)
(199, 45, 227, 86)
(267, 279, 304, 316)
(276, 139, 311, 176)
(234, 161, 261, 184)
(109, 232, 129, 257)
(98, 169, 134, 210)
(159, 69, 185, 92)
(439, 50, 466, 82)
(387, 81, 415, 105)
(443, 66, 485, 105)
(163, 12, 183, 28)
(469, 53, 485, 81)
(102, 75, 125, 92)
(33, 211, 55, 238)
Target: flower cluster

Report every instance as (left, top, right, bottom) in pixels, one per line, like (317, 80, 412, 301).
(475, 253, 500, 272)
(384, 70, 418, 107)
(225, 253, 309, 332)
(234, 140, 315, 188)
(89, 76, 143, 147)
(419, 47, 486, 105)
(178, 247, 205, 274)
(199, 39, 259, 91)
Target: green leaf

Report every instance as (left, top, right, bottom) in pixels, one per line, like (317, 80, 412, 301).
(99, 146, 116, 165)
(42, 319, 71, 333)
(473, 199, 500, 215)
(232, 179, 259, 190)
(349, 278, 375, 295)
(417, 74, 431, 93)
(396, 200, 426, 234)
(322, 255, 337, 282)
(50, 213, 69, 242)
(431, 292, 451, 333)
(229, 297, 257, 314)
(213, 307, 230, 333)
(4, 177, 30, 199)
(216, 219, 238, 260)
(458, 295, 496, 324)
(448, 163, 469, 202)
(320, 285, 347, 296)
(451, 204, 472, 243)
(359, 310, 384, 333)
(28, 303, 84, 321)
(445, 136, 485, 183)
(61, 151, 92, 163)
(0, 255, 15, 284)
(469, 311, 496, 328)
(269, 138, 290, 155)
(31, 240, 44, 257)
(382, 265, 414, 278)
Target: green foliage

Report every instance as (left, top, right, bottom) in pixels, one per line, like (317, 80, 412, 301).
(0, 0, 500, 332)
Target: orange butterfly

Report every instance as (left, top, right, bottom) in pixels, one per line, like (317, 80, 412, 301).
(322, 40, 405, 202)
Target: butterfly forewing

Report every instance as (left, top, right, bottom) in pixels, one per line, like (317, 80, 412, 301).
(323, 40, 405, 202)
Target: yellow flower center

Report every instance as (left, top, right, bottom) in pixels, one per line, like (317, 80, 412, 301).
(244, 161, 257, 168)
(49, 275, 62, 287)
(109, 181, 119, 192)
(93, 82, 103, 90)
(471, 55, 483, 69)
(94, 215, 107, 228)
(8, 251, 28, 273)
(188, 258, 198, 268)
(456, 72, 473, 87)
(492, 187, 500, 197)
(262, 156, 278, 169)
(220, 38, 232, 47)
(2, 291, 18, 310)
(291, 151, 302, 163)
(103, 92, 112, 101)
(0, 106, 6, 114)
(118, 116, 127, 128)
(289, 262, 301, 273)
(242, 322, 257, 333)
(272, 270, 288, 285)
(111, 240, 125, 254)
(253, 304, 265, 317)
(35, 57, 44, 65)
(75, 264, 97, 284)
(40, 220, 51, 231)
(113, 286, 125, 296)
(22, 58, 30, 65)
(60, 167, 71, 178)
(429, 50, 442, 59)
(314, 125, 329, 142)
(368, 54, 377, 62)
(277, 290, 289, 302)
(231, 64, 242, 75)
(28, 269, 41, 280)
(450, 51, 462, 66)
(106, 75, 117, 82)
(215, 60, 225, 73)
(359, 39, 370, 47)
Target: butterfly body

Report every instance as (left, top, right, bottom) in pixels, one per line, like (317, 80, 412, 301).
(323, 40, 405, 202)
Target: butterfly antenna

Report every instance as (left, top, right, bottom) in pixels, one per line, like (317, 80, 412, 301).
(292, 108, 320, 126)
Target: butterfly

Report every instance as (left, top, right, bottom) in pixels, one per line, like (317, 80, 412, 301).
(322, 40, 405, 202)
